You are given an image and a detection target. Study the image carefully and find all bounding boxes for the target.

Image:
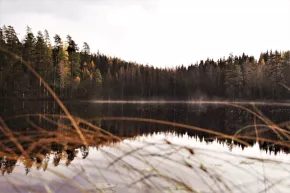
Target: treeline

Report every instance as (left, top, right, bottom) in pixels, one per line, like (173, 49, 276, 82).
(1, 25, 290, 100)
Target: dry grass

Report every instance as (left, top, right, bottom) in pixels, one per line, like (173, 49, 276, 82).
(1, 47, 290, 192)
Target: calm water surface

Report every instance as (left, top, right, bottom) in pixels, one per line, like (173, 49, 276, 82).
(1, 100, 290, 192)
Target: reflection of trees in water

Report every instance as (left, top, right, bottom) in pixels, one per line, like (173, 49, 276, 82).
(42, 154, 50, 171)
(0, 145, 91, 175)
(65, 149, 78, 166)
(0, 134, 288, 175)
(53, 152, 62, 167)
(1, 157, 17, 175)
(2, 100, 290, 138)
(1, 101, 290, 174)
(80, 146, 89, 159)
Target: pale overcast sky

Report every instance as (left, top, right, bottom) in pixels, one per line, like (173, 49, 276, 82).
(0, 0, 290, 67)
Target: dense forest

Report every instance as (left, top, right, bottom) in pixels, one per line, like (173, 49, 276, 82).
(1, 25, 290, 100)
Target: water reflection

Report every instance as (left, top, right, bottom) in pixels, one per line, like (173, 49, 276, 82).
(3, 100, 290, 135)
(1, 100, 290, 176)
(1, 133, 290, 193)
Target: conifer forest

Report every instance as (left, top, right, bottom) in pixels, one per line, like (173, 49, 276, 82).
(1, 26, 290, 101)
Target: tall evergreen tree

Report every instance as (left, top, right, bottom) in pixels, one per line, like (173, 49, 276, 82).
(22, 26, 36, 71)
(80, 42, 90, 71)
(1, 25, 290, 101)
(66, 35, 80, 78)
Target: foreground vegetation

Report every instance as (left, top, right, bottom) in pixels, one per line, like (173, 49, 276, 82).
(1, 25, 290, 192)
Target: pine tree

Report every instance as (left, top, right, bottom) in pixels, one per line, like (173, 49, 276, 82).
(0, 27, 6, 96)
(225, 55, 243, 99)
(35, 31, 46, 74)
(242, 59, 257, 98)
(52, 34, 67, 96)
(4, 26, 21, 56)
(42, 30, 53, 83)
(3, 26, 23, 96)
(80, 42, 90, 70)
(44, 29, 51, 47)
(282, 51, 290, 98)
(66, 35, 80, 78)
(22, 26, 36, 71)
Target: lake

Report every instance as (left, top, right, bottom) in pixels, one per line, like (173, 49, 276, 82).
(1, 99, 290, 192)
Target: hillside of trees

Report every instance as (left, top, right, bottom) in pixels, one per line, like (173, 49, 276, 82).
(1, 25, 290, 100)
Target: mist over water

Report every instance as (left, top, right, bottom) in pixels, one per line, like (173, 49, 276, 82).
(2, 99, 290, 146)
(85, 100, 290, 107)
(1, 99, 290, 192)
(1, 0, 289, 191)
